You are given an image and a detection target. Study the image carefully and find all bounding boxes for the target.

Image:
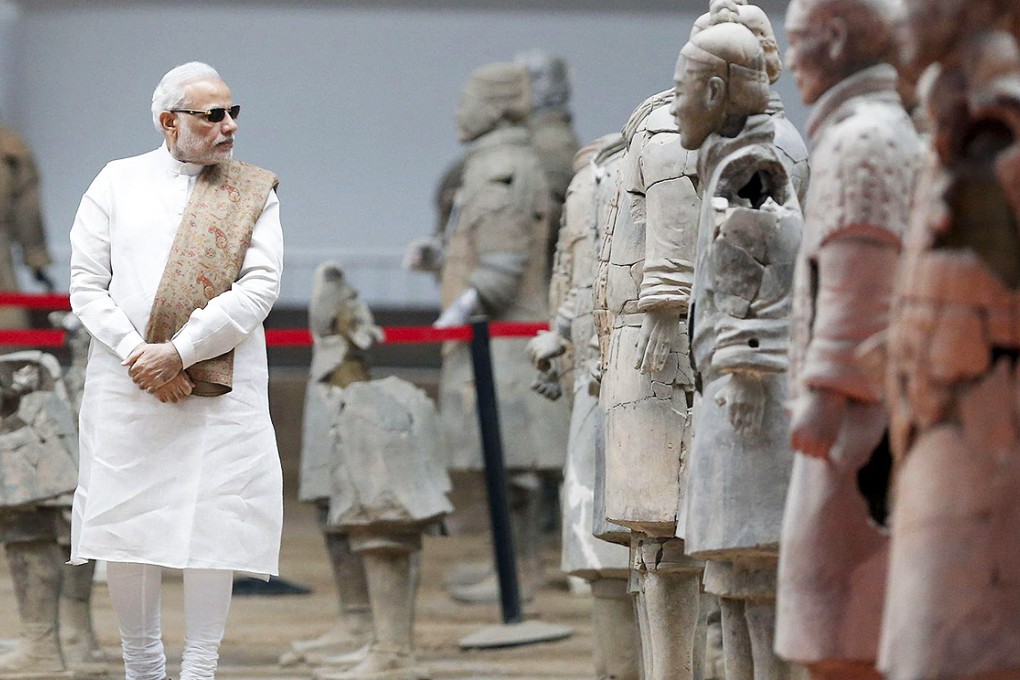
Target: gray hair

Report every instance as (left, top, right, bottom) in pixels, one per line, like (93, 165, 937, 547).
(151, 61, 221, 131)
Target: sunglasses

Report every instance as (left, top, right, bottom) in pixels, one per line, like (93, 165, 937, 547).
(170, 105, 240, 123)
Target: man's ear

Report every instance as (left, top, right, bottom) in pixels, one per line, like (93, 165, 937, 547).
(827, 17, 848, 62)
(705, 75, 727, 109)
(159, 111, 177, 134)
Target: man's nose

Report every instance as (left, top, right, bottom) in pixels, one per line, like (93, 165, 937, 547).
(221, 114, 238, 133)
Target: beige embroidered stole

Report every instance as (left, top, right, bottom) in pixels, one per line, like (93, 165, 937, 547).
(145, 160, 278, 397)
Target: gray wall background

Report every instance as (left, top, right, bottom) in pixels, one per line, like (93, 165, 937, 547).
(3, 0, 802, 308)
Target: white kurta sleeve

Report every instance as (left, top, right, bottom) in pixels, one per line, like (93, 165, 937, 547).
(170, 190, 283, 368)
(69, 169, 146, 360)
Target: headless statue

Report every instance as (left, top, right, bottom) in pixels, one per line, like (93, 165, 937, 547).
(0, 352, 80, 679)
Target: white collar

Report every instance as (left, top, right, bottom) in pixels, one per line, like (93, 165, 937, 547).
(158, 142, 207, 177)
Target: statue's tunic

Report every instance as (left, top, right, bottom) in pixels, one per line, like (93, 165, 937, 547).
(880, 52, 1020, 680)
(68, 144, 283, 578)
(684, 114, 801, 559)
(0, 126, 51, 328)
(439, 126, 568, 470)
(555, 137, 629, 577)
(598, 92, 697, 538)
(776, 64, 923, 665)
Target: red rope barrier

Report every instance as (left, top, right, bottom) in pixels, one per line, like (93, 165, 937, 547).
(0, 292, 548, 348)
(0, 292, 71, 310)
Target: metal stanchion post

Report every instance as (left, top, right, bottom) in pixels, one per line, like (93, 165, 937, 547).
(458, 317, 572, 649)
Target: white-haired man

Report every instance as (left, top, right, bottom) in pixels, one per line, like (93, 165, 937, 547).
(67, 62, 284, 680)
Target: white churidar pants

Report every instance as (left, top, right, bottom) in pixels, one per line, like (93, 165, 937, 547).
(106, 562, 233, 680)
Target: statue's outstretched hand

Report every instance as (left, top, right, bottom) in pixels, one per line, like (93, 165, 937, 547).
(526, 330, 567, 370)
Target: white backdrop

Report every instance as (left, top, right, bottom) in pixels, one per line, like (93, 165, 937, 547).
(4, 0, 803, 308)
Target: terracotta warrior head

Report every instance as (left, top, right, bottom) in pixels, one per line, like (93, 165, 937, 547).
(515, 49, 571, 112)
(899, 0, 1015, 79)
(672, 1, 771, 150)
(693, 0, 783, 85)
(785, 0, 902, 104)
(456, 62, 532, 142)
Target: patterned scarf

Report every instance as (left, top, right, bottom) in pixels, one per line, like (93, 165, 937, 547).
(145, 160, 278, 396)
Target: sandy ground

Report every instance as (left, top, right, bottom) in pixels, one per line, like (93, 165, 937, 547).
(0, 367, 598, 678)
(0, 494, 596, 679)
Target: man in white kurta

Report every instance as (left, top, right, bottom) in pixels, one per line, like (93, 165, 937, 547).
(67, 62, 283, 680)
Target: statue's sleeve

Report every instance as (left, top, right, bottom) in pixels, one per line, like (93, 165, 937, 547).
(638, 171, 699, 314)
(8, 137, 50, 270)
(802, 235, 900, 402)
(69, 168, 145, 360)
(170, 190, 283, 368)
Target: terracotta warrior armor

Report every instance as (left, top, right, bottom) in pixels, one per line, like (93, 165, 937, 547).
(675, 7, 802, 680)
(438, 62, 565, 472)
(882, 3, 1020, 679)
(775, 2, 924, 678)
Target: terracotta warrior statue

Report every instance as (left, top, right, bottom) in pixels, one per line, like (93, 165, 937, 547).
(285, 262, 380, 667)
(515, 49, 582, 268)
(0, 127, 52, 329)
(882, 2, 1020, 679)
(774, 3, 924, 680)
(673, 5, 802, 680)
(528, 133, 638, 680)
(590, 85, 705, 680)
(406, 50, 579, 280)
(436, 62, 566, 602)
(0, 351, 80, 679)
(296, 263, 452, 680)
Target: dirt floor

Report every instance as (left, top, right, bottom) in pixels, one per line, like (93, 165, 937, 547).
(0, 369, 597, 680)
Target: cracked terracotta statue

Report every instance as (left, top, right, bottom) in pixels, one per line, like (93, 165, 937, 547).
(435, 62, 567, 603)
(284, 262, 381, 668)
(591, 85, 705, 680)
(296, 263, 452, 680)
(0, 352, 80, 679)
(528, 133, 638, 680)
(672, 5, 802, 680)
(774, 3, 924, 680)
(882, 1, 1020, 679)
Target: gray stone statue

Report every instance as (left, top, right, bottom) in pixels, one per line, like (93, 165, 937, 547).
(775, 3, 924, 680)
(674, 4, 802, 680)
(528, 133, 638, 680)
(435, 62, 567, 602)
(285, 262, 378, 668)
(515, 49, 582, 269)
(592, 87, 705, 680)
(0, 351, 79, 679)
(294, 263, 451, 680)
